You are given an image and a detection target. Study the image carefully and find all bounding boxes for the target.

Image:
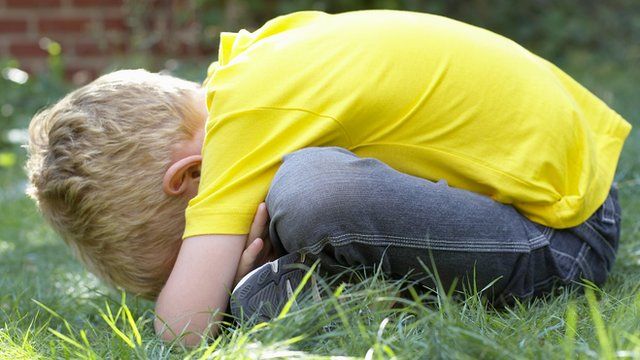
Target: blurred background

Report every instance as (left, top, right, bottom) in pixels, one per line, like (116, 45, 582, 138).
(0, 0, 638, 169)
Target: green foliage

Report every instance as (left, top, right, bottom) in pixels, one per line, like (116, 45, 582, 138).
(194, 0, 640, 66)
(0, 56, 69, 153)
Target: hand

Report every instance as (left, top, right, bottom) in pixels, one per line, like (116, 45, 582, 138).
(233, 202, 275, 286)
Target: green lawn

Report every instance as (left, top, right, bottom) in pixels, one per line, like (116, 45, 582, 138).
(1, 62, 638, 359)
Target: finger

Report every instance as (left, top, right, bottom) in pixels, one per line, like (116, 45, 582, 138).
(243, 203, 266, 249)
(245, 237, 264, 260)
(255, 236, 273, 266)
(234, 238, 264, 285)
(235, 238, 263, 285)
(248, 203, 268, 241)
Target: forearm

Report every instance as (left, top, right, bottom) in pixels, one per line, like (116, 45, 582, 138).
(154, 234, 245, 346)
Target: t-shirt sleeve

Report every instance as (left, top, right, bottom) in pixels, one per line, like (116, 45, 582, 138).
(183, 107, 350, 238)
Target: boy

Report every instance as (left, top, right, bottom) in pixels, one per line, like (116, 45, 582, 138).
(27, 10, 631, 345)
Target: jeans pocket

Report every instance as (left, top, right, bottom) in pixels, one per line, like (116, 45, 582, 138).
(584, 188, 621, 260)
(599, 191, 617, 225)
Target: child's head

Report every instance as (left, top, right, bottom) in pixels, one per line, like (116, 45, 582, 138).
(26, 69, 206, 299)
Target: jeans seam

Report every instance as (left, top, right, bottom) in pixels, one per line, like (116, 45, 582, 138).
(532, 274, 558, 289)
(582, 220, 617, 257)
(528, 230, 550, 249)
(579, 250, 594, 280)
(570, 244, 589, 280)
(302, 233, 534, 255)
(601, 196, 616, 224)
(325, 232, 539, 244)
(550, 248, 576, 282)
(530, 227, 553, 249)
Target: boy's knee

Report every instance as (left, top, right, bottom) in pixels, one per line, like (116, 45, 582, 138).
(267, 147, 355, 213)
(266, 147, 363, 248)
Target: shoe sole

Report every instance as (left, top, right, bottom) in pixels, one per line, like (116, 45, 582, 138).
(230, 253, 306, 322)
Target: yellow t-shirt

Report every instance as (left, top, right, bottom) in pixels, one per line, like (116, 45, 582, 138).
(184, 10, 632, 238)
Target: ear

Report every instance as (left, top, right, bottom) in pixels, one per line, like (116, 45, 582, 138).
(162, 155, 202, 197)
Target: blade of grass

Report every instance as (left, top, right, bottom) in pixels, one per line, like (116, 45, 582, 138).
(278, 262, 318, 319)
(122, 304, 142, 346)
(585, 288, 615, 360)
(98, 311, 135, 349)
(563, 301, 577, 360)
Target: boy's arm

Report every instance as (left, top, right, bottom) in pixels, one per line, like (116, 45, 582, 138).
(154, 205, 270, 346)
(154, 233, 244, 345)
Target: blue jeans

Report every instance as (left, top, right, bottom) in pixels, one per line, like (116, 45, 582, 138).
(265, 147, 621, 301)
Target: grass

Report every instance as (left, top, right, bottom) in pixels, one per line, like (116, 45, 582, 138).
(1, 61, 639, 359)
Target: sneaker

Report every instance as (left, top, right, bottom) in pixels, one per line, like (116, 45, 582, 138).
(230, 252, 320, 322)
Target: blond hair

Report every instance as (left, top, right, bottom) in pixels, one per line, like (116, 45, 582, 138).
(26, 69, 203, 299)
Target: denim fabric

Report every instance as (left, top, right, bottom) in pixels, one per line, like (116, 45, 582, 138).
(265, 147, 621, 301)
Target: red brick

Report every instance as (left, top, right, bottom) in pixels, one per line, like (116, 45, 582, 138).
(39, 18, 91, 33)
(18, 65, 36, 75)
(6, 0, 61, 7)
(9, 43, 48, 57)
(150, 41, 166, 55)
(104, 18, 128, 31)
(197, 41, 216, 56)
(110, 40, 128, 52)
(72, 0, 123, 6)
(0, 19, 28, 33)
(178, 41, 209, 56)
(74, 42, 102, 56)
(74, 41, 123, 56)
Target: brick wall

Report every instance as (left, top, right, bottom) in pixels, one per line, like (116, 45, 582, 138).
(0, 0, 211, 84)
